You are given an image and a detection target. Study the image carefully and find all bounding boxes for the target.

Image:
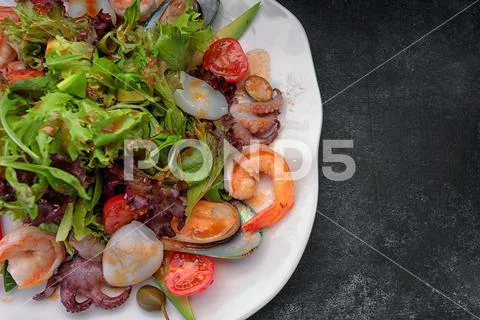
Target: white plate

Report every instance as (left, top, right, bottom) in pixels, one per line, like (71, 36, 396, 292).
(0, 0, 322, 319)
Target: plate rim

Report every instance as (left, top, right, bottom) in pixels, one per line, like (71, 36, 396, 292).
(0, 1, 323, 319)
(238, 1, 323, 319)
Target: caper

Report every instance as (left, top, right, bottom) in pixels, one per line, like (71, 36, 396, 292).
(136, 285, 170, 320)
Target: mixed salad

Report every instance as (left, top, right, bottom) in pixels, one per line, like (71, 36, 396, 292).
(0, 0, 295, 317)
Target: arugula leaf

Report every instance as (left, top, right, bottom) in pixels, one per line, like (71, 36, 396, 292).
(165, 108, 186, 136)
(155, 73, 176, 109)
(93, 109, 147, 146)
(0, 158, 90, 199)
(38, 223, 59, 233)
(186, 133, 224, 216)
(72, 200, 106, 241)
(4, 167, 37, 219)
(2, 261, 16, 293)
(143, 133, 183, 169)
(116, 72, 144, 91)
(89, 56, 121, 89)
(0, 93, 41, 162)
(85, 170, 102, 212)
(120, 0, 141, 34)
(152, 74, 186, 136)
(56, 202, 74, 242)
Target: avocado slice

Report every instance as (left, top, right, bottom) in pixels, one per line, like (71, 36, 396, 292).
(216, 2, 261, 40)
(57, 72, 87, 98)
(116, 88, 147, 103)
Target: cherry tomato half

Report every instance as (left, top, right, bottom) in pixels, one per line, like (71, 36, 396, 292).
(103, 195, 137, 235)
(203, 38, 249, 83)
(164, 252, 215, 297)
(0, 7, 19, 22)
(5, 70, 44, 84)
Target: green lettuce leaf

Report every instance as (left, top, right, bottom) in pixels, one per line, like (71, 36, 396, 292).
(153, 25, 190, 70)
(56, 202, 74, 242)
(72, 200, 106, 241)
(152, 4, 213, 70)
(3, 91, 150, 168)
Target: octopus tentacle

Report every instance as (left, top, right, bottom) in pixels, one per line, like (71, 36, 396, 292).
(254, 120, 281, 144)
(229, 123, 252, 147)
(33, 275, 60, 300)
(240, 89, 283, 114)
(89, 286, 133, 310)
(227, 89, 283, 148)
(230, 104, 278, 134)
(34, 256, 132, 313)
(60, 289, 93, 314)
(229, 121, 280, 149)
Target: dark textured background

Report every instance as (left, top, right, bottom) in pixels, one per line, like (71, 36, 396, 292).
(250, 0, 480, 319)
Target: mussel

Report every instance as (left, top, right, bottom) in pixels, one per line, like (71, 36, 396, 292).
(171, 200, 241, 244)
(145, 0, 220, 29)
(196, 0, 221, 26)
(162, 201, 262, 259)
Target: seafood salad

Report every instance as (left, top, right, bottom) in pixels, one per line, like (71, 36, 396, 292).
(0, 0, 296, 317)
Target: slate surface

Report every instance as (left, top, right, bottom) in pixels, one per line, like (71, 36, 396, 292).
(250, 1, 480, 319)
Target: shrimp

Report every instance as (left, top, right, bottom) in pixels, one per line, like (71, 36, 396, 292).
(226, 145, 295, 232)
(246, 49, 271, 81)
(0, 226, 65, 289)
(0, 7, 19, 22)
(0, 33, 16, 69)
(109, 0, 163, 21)
(0, 7, 17, 69)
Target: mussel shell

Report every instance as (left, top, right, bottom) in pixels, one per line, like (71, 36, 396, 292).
(161, 201, 262, 259)
(144, 0, 171, 30)
(196, 0, 220, 26)
(144, 0, 219, 29)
